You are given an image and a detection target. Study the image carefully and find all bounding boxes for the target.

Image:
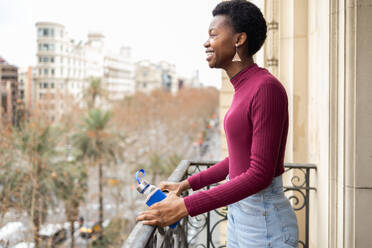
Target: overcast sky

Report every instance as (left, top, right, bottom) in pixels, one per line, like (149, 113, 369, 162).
(0, 0, 222, 88)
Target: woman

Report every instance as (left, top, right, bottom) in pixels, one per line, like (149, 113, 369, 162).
(137, 1, 299, 247)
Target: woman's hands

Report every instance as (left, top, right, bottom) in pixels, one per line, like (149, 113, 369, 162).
(158, 179, 191, 196)
(136, 192, 189, 227)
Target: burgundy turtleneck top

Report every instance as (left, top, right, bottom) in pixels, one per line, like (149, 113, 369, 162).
(183, 64, 289, 217)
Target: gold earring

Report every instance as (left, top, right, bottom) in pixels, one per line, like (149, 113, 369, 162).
(232, 44, 241, 62)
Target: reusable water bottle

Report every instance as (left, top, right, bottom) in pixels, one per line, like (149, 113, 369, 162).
(136, 169, 178, 229)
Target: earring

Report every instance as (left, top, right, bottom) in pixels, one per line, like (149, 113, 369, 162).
(232, 44, 241, 62)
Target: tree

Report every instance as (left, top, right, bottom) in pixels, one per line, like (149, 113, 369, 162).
(0, 121, 63, 248)
(82, 77, 108, 110)
(72, 108, 119, 231)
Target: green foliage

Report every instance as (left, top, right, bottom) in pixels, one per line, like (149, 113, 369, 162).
(72, 108, 116, 162)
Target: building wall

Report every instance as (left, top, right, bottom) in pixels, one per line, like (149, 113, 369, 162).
(0, 61, 18, 125)
(134, 60, 178, 95)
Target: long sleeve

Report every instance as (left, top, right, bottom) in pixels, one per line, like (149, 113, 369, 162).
(184, 81, 288, 217)
(187, 157, 229, 191)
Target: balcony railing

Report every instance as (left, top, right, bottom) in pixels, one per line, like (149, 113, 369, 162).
(123, 160, 316, 248)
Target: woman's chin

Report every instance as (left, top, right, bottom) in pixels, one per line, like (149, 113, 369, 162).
(207, 60, 217, 68)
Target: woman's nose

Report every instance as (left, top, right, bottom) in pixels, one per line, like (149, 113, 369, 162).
(203, 39, 210, 48)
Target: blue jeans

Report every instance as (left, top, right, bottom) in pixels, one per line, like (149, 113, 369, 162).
(227, 175, 299, 248)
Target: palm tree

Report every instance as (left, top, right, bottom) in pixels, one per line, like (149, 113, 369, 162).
(0, 122, 62, 248)
(82, 77, 108, 109)
(73, 108, 118, 229)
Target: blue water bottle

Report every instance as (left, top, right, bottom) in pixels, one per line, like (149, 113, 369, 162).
(136, 169, 178, 229)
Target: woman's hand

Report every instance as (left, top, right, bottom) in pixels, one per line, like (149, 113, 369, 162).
(136, 192, 189, 227)
(158, 179, 190, 196)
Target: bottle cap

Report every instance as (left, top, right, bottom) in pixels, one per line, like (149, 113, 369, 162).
(136, 169, 149, 193)
(136, 179, 150, 194)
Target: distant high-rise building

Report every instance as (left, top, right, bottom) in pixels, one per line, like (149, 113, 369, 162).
(177, 70, 203, 89)
(0, 57, 18, 125)
(135, 60, 177, 94)
(35, 22, 134, 120)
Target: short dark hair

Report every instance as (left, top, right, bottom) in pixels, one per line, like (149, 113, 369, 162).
(212, 0, 267, 57)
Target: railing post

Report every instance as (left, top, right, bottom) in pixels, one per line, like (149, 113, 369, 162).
(305, 167, 310, 248)
(206, 184, 211, 248)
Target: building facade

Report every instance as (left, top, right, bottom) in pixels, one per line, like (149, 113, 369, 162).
(35, 22, 134, 120)
(18, 66, 36, 112)
(134, 60, 177, 94)
(219, 0, 372, 247)
(0, 57, 18, 125)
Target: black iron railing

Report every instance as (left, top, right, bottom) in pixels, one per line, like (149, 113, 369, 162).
(122, 160, 316, 248)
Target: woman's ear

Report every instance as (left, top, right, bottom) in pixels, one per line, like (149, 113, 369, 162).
(236, 32, 247, 47)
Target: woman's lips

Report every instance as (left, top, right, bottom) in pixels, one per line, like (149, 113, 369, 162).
(206, 52, 214, 61)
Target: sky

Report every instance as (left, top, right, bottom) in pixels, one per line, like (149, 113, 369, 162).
(0, 0, 222, 88)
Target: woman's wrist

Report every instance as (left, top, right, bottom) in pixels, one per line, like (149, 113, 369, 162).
(180, 179, 191, 192)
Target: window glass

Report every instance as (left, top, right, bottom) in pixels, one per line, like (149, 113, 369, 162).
(42, 44, 49, 51)
(49, 44, 55, 51)
(43, 83, 48, 88)
(51, 57, 54, 63)
(51, 69, 55, 75)
(38, 28, 43, 37)
(44, 68, 48, 75)
(51, 83, 55, 88)
(50, 28, 54, 37)
(43, 28, 48, 36)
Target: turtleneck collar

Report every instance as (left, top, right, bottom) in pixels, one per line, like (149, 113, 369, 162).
(230, 63, 259, 91)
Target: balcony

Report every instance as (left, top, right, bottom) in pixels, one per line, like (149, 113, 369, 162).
(123, 160, 316, 248)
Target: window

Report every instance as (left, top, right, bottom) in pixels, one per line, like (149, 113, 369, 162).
(38, 28, 43, 37)
(49, 44, 55, 51)
(51, 69, 55, 75)
(50, 57, 54, 63)
(39, 83, 42, 88)
(39, 57, 42, 63)
(51, 83, 55, 88)
(60, 56, 63, 63)
(41, 57, 48, 63)
(39, 69, 42, 75)
(42, 44, 49, 51)
(43, 83, 48, 88)
(50, 28, 54, 37)
(44, 68, 48, 75)
(43, 28, 49, 36)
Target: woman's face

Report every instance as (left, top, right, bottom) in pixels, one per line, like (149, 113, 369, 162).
(204, 15, 236, 69)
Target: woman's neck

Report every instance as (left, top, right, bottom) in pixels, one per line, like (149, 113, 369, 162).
(224, 57, 254, 79)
